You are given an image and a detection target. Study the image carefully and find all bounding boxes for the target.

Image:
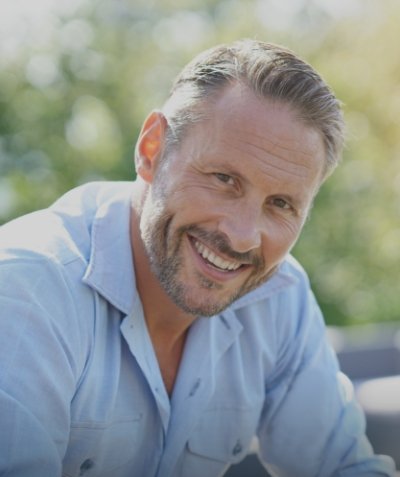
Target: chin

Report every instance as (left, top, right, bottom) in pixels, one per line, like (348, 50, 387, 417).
(169, 284, 241, 317)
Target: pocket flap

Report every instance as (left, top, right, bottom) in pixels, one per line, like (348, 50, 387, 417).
(187, 408, 256, 464)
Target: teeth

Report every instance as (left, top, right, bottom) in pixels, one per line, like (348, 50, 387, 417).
(194, 240, 241, 271)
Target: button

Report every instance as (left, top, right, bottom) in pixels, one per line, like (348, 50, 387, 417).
(79, 458, 94, 475)
(232, 440, 242, 455)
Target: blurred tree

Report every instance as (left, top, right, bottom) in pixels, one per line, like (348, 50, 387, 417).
(293, 1, 400, 325)
(0, 0, 399, 326)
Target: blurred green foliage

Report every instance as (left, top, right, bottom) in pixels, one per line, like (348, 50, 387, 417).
(0, 0, 399, 326)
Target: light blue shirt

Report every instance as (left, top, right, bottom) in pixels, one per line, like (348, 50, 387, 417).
(0, 182, 395, 477)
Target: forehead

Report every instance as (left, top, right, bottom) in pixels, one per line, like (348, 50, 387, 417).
(178, 84, 325, 185)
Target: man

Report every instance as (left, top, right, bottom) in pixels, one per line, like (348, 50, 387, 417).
(0, 39, 395, 476)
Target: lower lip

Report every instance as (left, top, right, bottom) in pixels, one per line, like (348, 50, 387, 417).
(187, 235, 247, 282)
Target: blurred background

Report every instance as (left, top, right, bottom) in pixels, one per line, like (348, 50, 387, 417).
(0, 0, 399, 328)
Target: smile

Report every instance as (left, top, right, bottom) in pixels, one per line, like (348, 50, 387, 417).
(193, 239, 242, 272)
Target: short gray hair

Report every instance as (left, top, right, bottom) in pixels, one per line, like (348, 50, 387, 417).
(162, 39, 345, 178)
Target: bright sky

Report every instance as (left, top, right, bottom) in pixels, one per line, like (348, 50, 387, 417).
(0, 0, 363, 37)
(0, 0, 364, 65)
(0, 0, 87, 23)
(0, 0, 88, 61)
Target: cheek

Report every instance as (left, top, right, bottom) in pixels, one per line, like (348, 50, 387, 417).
(169, 186, 222, 223)
(172, 183, 217, 204)
(262, 220, 302, 256)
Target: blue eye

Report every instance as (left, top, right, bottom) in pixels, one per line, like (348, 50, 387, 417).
(272, 198, 291, 209)
(215, 173, 234, 185)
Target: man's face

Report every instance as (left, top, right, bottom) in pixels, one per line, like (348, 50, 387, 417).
(139, 85, 325, 317)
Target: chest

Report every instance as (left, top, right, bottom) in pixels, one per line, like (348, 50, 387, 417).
(62, 318, 269, 477)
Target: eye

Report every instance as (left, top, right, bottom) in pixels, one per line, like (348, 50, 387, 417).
(271, 197, 292, 210)
(214, 173, 235, 186)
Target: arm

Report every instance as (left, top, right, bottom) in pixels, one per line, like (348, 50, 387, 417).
(0, 256, 86, 476)
(256, 276, 396, 477)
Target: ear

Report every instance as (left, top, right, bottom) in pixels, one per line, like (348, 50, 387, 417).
(135, 110, 168, 183)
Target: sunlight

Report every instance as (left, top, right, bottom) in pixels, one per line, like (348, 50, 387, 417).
(0, 0, 88, 63)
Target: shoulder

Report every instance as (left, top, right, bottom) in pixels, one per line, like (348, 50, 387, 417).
(0, 181, 133, 335)
(0, 181, 131, 267)
(0, 183, 121, 369)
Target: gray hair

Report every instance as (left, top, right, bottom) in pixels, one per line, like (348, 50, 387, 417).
(162, 39, 345, 178)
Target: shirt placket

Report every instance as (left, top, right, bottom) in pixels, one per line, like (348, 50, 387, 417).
(155, 312, 243, 477)
(120, 303, 171, 435)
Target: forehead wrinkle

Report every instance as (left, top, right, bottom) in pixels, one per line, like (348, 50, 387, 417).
(242, 133, 320, 163)
(225, 138, 316, 180)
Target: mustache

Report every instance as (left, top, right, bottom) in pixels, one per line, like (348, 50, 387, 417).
(182, 225, 264, 267)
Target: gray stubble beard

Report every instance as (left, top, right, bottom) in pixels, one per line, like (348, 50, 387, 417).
(140, 202, 278, 317)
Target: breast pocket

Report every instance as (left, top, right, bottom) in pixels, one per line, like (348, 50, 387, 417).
(62, 415, 143, 477)
(182, 407, 260, 477)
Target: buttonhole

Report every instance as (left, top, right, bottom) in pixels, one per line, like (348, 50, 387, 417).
(189, 378, 201, 397)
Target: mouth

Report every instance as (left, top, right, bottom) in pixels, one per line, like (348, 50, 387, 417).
(190, 236, 246, 273)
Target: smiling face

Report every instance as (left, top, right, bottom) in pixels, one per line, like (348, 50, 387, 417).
(136, 84, 325, 317)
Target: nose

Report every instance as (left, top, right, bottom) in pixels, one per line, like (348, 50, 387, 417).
(218, 206, 262, 254)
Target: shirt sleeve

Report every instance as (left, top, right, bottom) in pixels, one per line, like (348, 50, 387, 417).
(0, 256, 87, 477)
(256, 276, 396, 477)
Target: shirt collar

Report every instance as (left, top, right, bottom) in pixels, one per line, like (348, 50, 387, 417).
(227, 258, 299, 311)
(82, 184, 137, 316)
(82, 184, 299, 316)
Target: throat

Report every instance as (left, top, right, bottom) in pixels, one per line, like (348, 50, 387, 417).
(152, 330, 188, 397)
(159, 360, 181, 397)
